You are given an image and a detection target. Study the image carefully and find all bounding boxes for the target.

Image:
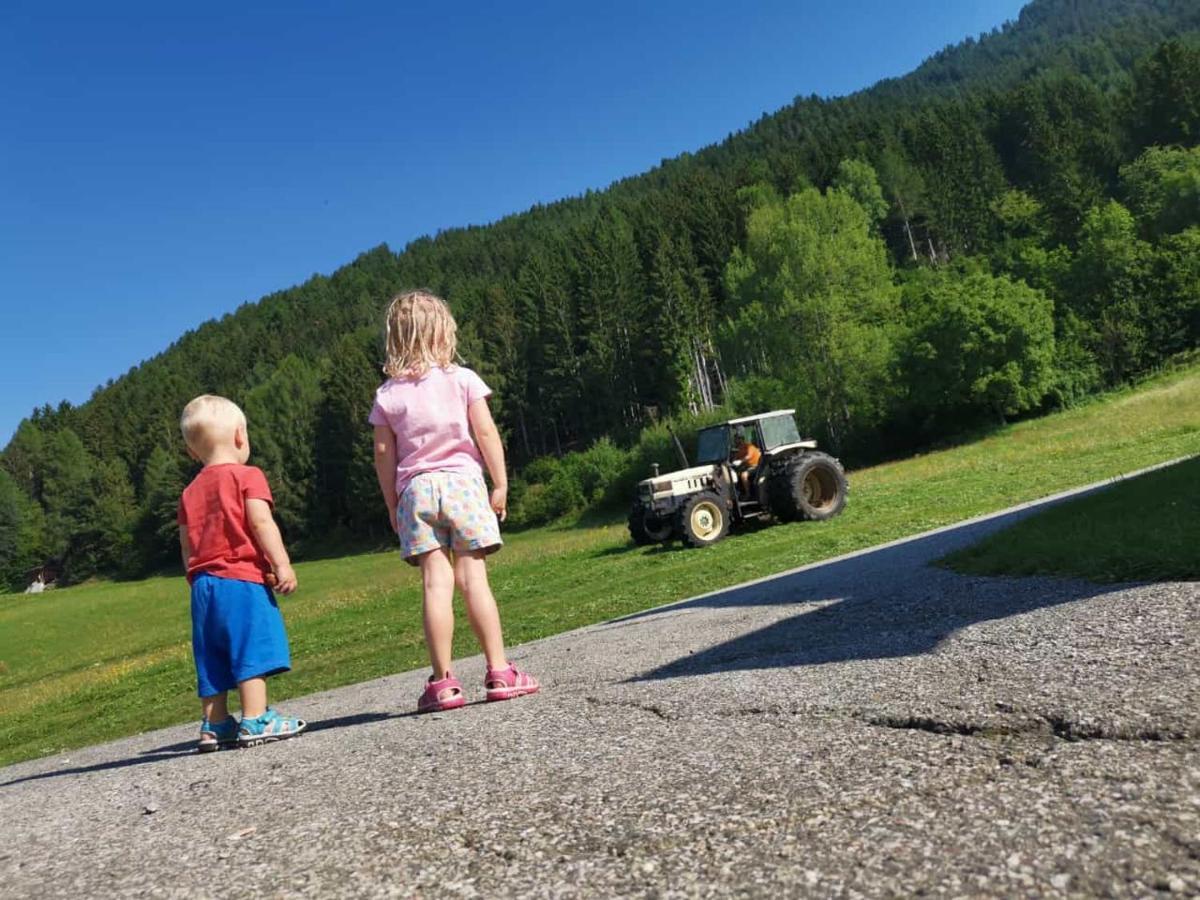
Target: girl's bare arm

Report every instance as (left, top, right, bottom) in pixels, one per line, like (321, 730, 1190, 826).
(373, 425, 400, 532)
(468, 398, 508, 521)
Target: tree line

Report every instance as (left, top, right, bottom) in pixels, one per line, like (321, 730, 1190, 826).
(2, 0, 1198, 588)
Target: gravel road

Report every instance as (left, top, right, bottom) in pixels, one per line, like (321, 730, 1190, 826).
(2, 473, 1197, 898)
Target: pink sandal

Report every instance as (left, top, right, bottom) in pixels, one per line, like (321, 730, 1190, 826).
(485, 664, 540, 702)
(417, 672, 466, 713)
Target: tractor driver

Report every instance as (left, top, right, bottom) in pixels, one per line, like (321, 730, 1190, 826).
(731, 429, 761, 496)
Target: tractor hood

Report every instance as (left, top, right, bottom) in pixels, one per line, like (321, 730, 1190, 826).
(637, 464, 717, 487)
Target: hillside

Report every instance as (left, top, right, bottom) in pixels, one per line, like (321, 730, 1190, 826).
(2, 0, 1199, 587)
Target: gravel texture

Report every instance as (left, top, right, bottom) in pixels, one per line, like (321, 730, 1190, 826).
(2, 480, 1198, 898)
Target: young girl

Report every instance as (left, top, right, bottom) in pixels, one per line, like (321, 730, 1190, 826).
(370, 290, 539, 713)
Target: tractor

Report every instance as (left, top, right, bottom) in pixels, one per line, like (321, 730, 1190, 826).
(628, 410, 847, 548)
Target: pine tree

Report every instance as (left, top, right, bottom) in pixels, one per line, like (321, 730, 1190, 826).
(135, 445, 188, 572)
(314, 331, 385, 536)
(0, 470, 44, 591)
(243, 354, 324, 541)
(1128, 39, 1200, 151)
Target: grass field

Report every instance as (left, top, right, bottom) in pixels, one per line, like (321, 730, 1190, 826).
(2, 364, 1199, 767)
(943, 454, 1199, 583)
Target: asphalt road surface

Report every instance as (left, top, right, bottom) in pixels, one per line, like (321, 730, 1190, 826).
(3, 474, 1197, 898)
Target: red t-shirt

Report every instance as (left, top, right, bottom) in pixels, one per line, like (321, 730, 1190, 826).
(177, 464, 274, 584)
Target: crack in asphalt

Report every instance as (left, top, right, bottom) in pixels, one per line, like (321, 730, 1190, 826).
(865, 712, 1194, 744)
(585, 696, 676, 721)
(584, 697, 1197, 746)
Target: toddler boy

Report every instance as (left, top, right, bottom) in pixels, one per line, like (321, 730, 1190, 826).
(177, 394, 306, 750)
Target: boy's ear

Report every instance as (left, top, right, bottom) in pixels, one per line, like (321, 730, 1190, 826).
(234, 425, 247, 448)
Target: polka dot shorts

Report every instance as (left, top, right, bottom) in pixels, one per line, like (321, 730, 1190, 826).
(396, 471, 502, 564)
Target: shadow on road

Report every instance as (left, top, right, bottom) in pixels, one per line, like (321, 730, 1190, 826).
(0, 743, 200, 789)
(620, 493, 1128, 682)
(0, 711, 414, 789)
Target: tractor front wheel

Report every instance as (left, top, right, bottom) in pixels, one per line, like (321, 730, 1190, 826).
(677, 492, 730, 548)
(629, 504, 673, 545)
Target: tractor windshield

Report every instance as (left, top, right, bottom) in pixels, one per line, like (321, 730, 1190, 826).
(695, 425, 730, 464)
(759, 415, 802, 450)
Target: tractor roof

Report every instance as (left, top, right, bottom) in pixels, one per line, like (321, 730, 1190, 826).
(721, 409, 796, 426)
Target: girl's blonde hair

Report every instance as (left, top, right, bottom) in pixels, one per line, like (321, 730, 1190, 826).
(382, 290, 459, 378)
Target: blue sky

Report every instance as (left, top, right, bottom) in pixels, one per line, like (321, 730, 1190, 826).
(0, 0, 1029, 443)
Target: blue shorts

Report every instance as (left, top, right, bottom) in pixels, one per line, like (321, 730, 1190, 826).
(190, 573, 291, 698)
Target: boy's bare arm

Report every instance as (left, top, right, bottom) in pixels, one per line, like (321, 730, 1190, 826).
(179, 528, 191, 572)
(467, 398, 508, 521)
(373, 425, 400, 532)
(245, 498, 297, 593)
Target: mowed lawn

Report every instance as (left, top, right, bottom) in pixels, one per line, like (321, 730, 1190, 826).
(2, 364, 1198, 767)
(943, 454, 1200, 583)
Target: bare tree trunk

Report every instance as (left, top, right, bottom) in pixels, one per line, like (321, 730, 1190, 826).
(517, 408, 532, 460)
(694, 340, 714, 411)
(897, 196, 918, 262)
(713, 352, 728, 404)
(620, 323, 639, 404)
(704, 352, 714, 409)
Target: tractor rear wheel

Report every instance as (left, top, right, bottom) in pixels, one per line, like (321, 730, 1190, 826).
(769, 453, 848, 522)
(677, 492, 730, 548)
(629, 504, 673, 545)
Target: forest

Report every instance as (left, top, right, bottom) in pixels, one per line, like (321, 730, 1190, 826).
(2, 0, 1198, 588)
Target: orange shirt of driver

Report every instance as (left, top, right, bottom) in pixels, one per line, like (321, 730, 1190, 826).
(734, 441, 761, 468)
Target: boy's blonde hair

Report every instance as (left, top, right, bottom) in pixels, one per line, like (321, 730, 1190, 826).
(180, 395, 247, 456)
(383, 290, 458, 378)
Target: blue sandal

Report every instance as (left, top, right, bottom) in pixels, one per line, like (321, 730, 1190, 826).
(237, 707, 308, 748)
(198, 716, 239, 753)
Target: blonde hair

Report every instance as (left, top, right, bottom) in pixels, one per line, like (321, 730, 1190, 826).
(180, 395, 246, 456)
(383, 290, 458, 378)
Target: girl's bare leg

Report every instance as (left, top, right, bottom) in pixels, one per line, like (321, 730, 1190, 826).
(454, 550, 508, 671)
(419, 548, 456, 679)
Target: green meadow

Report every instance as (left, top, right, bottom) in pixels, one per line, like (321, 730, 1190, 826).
(943, 454, 1199, 583)
(2, 363, 1198, 767)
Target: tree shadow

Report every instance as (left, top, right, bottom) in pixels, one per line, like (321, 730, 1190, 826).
(620, 488, 1131, 683)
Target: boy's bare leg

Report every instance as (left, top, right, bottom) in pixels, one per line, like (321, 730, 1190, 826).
(201, 693, 230, 723)
(237, 677, 268, 719)
(419, 548, 456, 679)
(454, 550, 508, 672)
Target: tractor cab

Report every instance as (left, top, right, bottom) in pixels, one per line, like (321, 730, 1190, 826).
(695, 411, 815, 509)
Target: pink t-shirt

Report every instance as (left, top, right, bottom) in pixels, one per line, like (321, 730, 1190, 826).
(368, 366, 492, 496)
